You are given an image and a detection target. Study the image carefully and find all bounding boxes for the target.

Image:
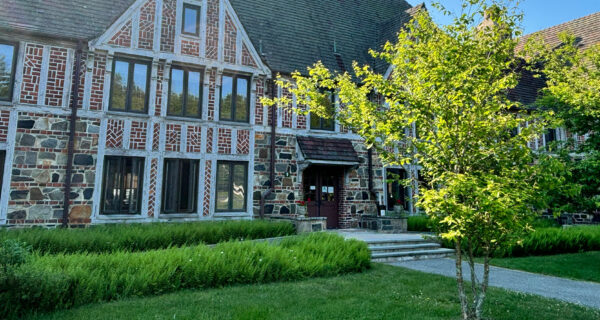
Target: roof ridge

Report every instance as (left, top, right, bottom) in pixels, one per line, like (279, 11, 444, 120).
(521, 11, 600, 38)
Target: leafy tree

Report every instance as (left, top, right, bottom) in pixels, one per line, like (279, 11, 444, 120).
(526, 32, 600, 214)
(265, 1, 567, 319)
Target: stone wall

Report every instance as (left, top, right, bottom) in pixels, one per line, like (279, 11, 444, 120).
(7, 113, 99, 226)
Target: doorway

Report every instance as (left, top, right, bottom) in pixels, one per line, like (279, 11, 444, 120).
(303, 166, 342, 229)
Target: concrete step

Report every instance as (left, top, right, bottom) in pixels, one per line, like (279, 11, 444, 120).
(371, 248, 455, 262)
(363, 238, 433, 247)
(368, 242, 441, 253)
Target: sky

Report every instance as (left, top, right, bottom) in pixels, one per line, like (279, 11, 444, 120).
(407, 0, 600, 35)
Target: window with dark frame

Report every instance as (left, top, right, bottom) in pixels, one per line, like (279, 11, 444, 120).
(110, 57, 151, 113)
(162, 159, 199, 214)
(310, 91, 335, 131)
(215, 161, 248, 212)
(0, 41, 18, 102)
(182, 4, 201, 36)
(219, 74, 250, 122)
(101, 156, 145, 215)
(168, 66, 203, 118)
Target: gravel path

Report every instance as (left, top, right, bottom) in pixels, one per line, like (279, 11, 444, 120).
(390, 258, 600, 309)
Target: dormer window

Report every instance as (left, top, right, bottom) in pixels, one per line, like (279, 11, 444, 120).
(182, 4, 200, 36)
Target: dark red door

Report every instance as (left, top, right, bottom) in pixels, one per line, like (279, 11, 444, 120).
(303, 166, 340, 229)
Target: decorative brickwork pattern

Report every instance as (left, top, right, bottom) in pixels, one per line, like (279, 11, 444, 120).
(166, 124, 181, 152)
(223, 13, 237, 64)
(203, 160, 212, 216)
(187, 125, 202, 153)
(297, 103, 307, 129)
(0, 110, 10, 142)
(108, 20, 132, 47)
(152, 122, 160, 150)
(89, 52, 107, 110)
(45, 47, 68, 106)
(217, 128, 232, 154)
(181, 39, 200, 56)
(241, 43, 257, 68)
(206, 127, 213, 153)
(205, 0, 219, 60)
(236, 129, 250, 155)
(138, 0, 156, 50)
(155, 63, 164, 116)
(20, 44, 44, 104)
(106, 119, 124, 148)
(8, 113, 99, 226)
(207, 69, 216, 120)
(254, 78, 264, 125)
(147, 158, 159, 217)
(161, 0, 176, 52)
(130, 121, 148, 150)
(282, 86, 293, 128)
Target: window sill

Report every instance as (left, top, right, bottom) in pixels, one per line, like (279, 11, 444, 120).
(96, 214, 146, 220)
(180, 33, 201, 41)
(217, 120, 252, 127)
(158, 213, 200, 219)
(164, 115, 204, 122)
(106, 110, 151, 118)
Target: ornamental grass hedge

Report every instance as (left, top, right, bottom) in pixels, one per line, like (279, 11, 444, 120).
(0, 220, 295, 254)
(496, 225, 600, 258)
(0, 233, 370, 319)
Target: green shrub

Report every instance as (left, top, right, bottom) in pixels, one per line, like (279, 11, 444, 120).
(497, 226, 600, 257)
(0, 239, 30, 272)
(2, 233, 369, 318)
(531, 218, 560, 229)
(0, 220, 295, 255)
(407, 215, 431, 232)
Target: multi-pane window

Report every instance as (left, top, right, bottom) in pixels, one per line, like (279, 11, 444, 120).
(216, 161, 248, 212)
(182, 4, 201, 36)
(162, 159, 199, 214)
(310, 91, 335, 131)
(0, 42, 17, 101)
(110, 58, 150, 113)
(219, 74, 250, 122)
(168, 66, 202, 118)
(101, 156, 145, 215)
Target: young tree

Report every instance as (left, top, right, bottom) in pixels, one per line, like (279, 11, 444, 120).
(265, 1, 565, 319)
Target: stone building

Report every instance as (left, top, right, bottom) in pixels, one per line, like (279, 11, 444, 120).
(0, 0, 422, 228)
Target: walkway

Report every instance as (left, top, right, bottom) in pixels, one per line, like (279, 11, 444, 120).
(391, 258, 600, 310)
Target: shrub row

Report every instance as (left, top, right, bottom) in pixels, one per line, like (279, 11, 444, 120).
(1, 233, 370, 318)
(496, 226, 600, 257)
(407, 215, 432, 232)
(0, 220, 295, 254)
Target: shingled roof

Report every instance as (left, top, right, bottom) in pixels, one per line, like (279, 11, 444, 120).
(511, 11, 600, 105)
(0, 0, 135, 41)
(0, 0, 419, 75)
(297, 136, 359, 163)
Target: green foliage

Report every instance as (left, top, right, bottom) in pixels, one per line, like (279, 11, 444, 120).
(530, 218, 560, 229)
(496, 226, 600, 257)
(0, 221, 295, 255)
(407, 215, 432, 232)
(0, 239, 30, 273)
(1, 233, 369, 319)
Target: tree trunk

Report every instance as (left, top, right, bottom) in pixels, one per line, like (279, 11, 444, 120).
(474, 254, 491, 319)
(455, 239, 470, 320)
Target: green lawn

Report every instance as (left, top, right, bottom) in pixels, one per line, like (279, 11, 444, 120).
(487, 251, 600, 283)
(29, 264, 598, 320)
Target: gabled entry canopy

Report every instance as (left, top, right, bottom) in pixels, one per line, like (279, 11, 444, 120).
(297, 136, 359, 166)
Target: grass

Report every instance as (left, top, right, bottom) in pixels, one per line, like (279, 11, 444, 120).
(486, 251, 600, 283)
(27, 264, 598, 320)
(0, 220, 295, 254)
(2, 233, 369, 318)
